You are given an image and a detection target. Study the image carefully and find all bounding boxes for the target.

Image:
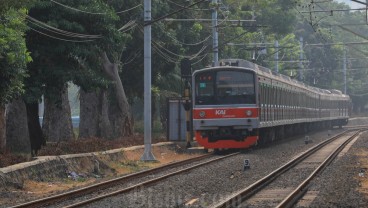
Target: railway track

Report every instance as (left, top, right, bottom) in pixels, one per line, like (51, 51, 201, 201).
(344, 125, 368, 129)
(213, 129, 365, 208)
(11, 151, 239, 208)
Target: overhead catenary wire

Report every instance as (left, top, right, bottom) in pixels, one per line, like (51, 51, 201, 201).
(138, 25, 209, 61)
(152, 39, 208, 60)
(167, 34, 211, 46)
(293, 2, 329, 43)
(155, 23, 212, 46)
(167, 0, 210, 11)
(50, 0, 142, 15)
(144, 0, 208, 26)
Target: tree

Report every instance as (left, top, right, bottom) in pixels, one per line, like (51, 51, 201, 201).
(6, 98, 31, 153)
(294, 1, 368, 103)
(0, 7, 32, 152)
(26, 0, 134, 142)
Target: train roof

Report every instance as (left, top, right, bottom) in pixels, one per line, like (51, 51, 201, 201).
(217, 59, 350, 99)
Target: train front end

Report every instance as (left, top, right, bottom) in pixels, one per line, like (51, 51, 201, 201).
(192, 67, 260, 149)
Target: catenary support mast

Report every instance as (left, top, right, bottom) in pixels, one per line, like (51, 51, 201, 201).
(141, 0, 156, 161)
(212, 0, 219, 66)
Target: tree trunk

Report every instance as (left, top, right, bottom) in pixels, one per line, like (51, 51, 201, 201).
(102, 52, 133, 138)
(25, 102, 45, 156)
(6, 98, 31, 154)
(0, 105, 6, 153)
(79, 90, 99, 139)
(79, 89, 112, 139)
(43, 84, 75, 142)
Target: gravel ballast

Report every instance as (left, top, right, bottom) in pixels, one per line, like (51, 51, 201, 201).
(84, 128, 364, 208)
(3, 127, 368, 208)
(305, 131, 368, 208)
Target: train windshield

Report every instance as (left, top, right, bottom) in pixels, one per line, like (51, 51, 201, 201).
(195, 69, 256, 105)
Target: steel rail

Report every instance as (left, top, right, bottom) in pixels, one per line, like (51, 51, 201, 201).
(344, 125, 368, 129)
(11, 153, 216, 208)
(62, 152, 240, 208)
(276, 130, 364, 208)
(213, 130, 356, 208)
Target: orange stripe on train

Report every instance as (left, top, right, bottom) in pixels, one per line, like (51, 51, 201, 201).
(193, 107, 259, 119)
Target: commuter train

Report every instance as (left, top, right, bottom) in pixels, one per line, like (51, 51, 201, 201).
(192, 59, 350, 149)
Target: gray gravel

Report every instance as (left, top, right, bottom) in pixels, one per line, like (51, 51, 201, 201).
(83, 128, 351, 208)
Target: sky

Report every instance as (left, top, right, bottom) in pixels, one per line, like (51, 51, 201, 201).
(335, 0, 364, 9)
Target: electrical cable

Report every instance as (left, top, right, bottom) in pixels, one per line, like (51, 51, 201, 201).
(122, 49, 142, 66)
(27, 26, 95, 42)
(293, 3, 329, 43)
(138, 24, 209, 61)
(168, 34, 211, 46)
(192, 53, 209, 65)
(167, 0, 210, 11)
(118, 20, 137, 32)
(50, 0, 142, 15)
(26, 18, 99, 39)
(144, 0, 208, 26)
(155, 22, 211, 46)
(26, 15, 102, 39)
(116, 4, 143, 14)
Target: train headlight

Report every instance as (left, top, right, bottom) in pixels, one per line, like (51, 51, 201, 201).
(199, 111, 206, 118)
(246, 110, 253, 117)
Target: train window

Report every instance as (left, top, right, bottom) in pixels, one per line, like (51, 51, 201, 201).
(195, 71, 215, 104)
(216, 70, 256, 104)
(194, 69, 256, 105)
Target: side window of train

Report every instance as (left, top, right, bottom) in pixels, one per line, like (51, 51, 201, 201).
(263, 84, 266, 105)
(260, 84, 263, 104)
(265, 84, 270, 105)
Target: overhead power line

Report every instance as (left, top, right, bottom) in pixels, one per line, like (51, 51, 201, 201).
(137, 25, 209, 63)
(167, 0, 210, 11)
(26, 13, 136, 43)
(26, 15, 102, 39)
(117, 20, 137, 32)
(50, 0, 142, 15)
(27, 26, 95, 42)
(351, 0, 367, 5)
(144, 0, 208, 26)
(300, 7, 367, 13)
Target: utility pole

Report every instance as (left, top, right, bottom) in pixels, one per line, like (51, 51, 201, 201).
(141, 0, 156, 161)
(275, 40, 279, 73)
(343, 48, 347, 94)
(298, 37, 303, 81)
(212, 0, 219, 66)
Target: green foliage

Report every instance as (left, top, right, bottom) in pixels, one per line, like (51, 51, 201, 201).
(0, 8, 31, 104)
(0, 0, 37, 14)
(24, 0, 129, 103)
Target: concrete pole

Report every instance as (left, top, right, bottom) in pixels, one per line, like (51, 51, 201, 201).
(343, 48, 347, 94)
(212, 0, 219, 66)
(275, 40, 279, 73)
(299, 37, 303, 81)
(141, 0, 156, 161)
